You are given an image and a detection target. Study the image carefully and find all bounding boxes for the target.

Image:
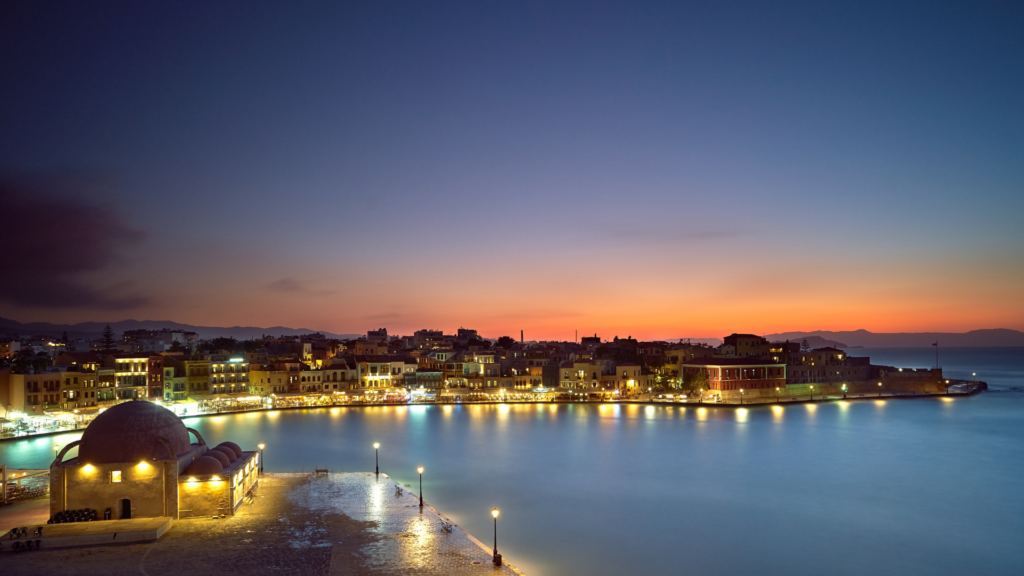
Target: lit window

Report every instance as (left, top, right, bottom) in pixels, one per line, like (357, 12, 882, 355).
(111, 470, 122, 483)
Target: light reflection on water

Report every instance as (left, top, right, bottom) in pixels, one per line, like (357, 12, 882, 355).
(2, 395, 1023, 576)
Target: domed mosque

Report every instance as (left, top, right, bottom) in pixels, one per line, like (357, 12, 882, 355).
(50, 401, 260, 520)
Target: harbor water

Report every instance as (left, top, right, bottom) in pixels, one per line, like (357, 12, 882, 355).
(2, 348, 1022, 575)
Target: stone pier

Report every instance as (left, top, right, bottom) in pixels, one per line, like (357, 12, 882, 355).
(0, 473, 525, 575)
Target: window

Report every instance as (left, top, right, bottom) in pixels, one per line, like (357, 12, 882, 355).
(111, 470, 122, 483)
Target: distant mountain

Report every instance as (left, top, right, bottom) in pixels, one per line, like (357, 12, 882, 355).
(0, 316, 360, 341)
(794, 335, 848, 349)
(763, 329, 1024, 348)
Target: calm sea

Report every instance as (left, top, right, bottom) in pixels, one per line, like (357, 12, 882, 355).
(2, 348, 1022, 575)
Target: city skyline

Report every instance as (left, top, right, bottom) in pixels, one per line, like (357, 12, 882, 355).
(2, 1, 1023, 339)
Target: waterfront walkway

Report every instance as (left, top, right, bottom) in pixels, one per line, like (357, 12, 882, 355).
(0, 473, 523, 575)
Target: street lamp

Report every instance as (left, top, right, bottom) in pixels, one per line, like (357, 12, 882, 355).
(775, 387, 780, 403)
(53, 445, 60, 461)
(648, 387, 652, 403)
(842, 384, 847, 399)
(740, 389, 744, 405)
(258, 443, 265, 473)
(809, 385, 814, 401)
(492, 508, 502, 566)
(417, 466, 424, 508)
(878, 382, 882, 397)
(699, 389, 703, 404)
(374, 443, 380, 476)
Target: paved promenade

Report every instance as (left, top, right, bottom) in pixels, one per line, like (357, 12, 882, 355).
(0, 473, 524, 575)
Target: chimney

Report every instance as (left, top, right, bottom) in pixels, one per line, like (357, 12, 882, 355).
(520, 330, 523, 344)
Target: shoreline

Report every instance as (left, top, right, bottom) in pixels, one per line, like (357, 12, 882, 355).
(0, 385, 987, 444)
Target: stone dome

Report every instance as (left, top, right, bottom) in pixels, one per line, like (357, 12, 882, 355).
(186, 456, 224, 475)
(205, 450, 231, 467)
(217, 441, 243, 459)
(78, 401, 192, 464)
(210, 446, 237, 462)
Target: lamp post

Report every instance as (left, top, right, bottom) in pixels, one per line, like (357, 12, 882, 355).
(258, 443, 265, 473)
(740, 389, 744, 405)
(417, 466, 424, 509)
(648, 387, 652, 403)
(809, 385, 814, 401)
(878, 382, 882, 397)
(374, 443, 380, 476)
(775, 387, 780, 403)
(699, 389, 703, 404)
(492, 508, 502, 565)
(53, 445, 60, 462)
(842, 384, 847, 399)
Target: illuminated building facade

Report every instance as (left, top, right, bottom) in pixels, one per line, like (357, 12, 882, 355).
(682, 358, 787, 391)
(50, 402, 258, 520)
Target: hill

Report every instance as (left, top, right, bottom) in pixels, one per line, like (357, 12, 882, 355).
(763, 329, 1024, 348)
(0, 316, 359, 341)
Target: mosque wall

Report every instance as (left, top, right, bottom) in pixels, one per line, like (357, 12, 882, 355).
(53, 460, 177, 520)
(178, 478, 231, 517)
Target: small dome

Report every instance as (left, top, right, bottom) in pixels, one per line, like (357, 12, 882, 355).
(186, 456, 224, 475)
(217, 441, 243, 459)
(79, 402, 191, 464)
(205, 450, 231, 467)
(210, 446, 237, 462)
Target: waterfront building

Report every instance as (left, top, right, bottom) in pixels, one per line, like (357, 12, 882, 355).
(320, 361, 358, 391)
(404, 368, 444, 390)
(6, 368, 100, 415)
(682, 358, 787, 391)
(50, 401, 258, 520)
(722, 334, 771, 358)
(209, 357, 250, 394)
(785, 348, 870, 384)
(354, 355, 397, 390)
(163, 364, 187, 401)
(105, 354, 164, 400)
(182, 359, 212, 398)
(248, 366, 291, 395)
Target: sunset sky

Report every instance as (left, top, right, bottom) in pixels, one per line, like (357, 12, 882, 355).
(2, 1, 1022, 340)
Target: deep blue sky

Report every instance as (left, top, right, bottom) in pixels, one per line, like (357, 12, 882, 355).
(2, 1, 1022, 337)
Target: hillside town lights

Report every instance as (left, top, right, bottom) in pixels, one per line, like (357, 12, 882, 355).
(374, 443, 380, 476)
(492, 508, 502, 566)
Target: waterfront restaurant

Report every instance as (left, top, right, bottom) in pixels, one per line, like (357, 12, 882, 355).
(681, 358, 787, 393)
(50, 401, 259, 520)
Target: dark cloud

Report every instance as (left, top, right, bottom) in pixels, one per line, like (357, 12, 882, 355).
(267, 277, 334, 296)
(0, 174, 150, 310)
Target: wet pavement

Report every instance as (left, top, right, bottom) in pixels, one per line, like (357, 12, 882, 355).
(0, 473, 524, 575)
(290, 472, 524, 575)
